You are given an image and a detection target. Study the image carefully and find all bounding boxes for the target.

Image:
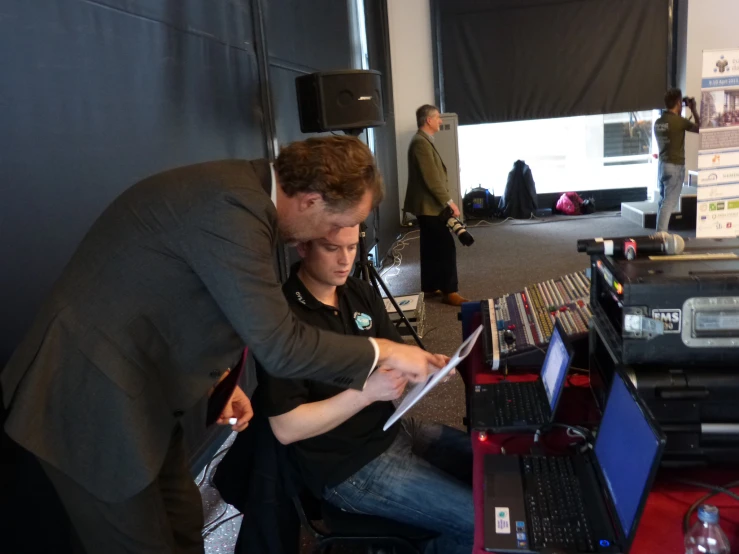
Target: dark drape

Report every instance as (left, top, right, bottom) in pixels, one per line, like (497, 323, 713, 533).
(438, 0, 670, 124)
(265, 0, 400, 262)
(0, 0, 401, 551)
(0, 0, 265, 367)
(0, 0, 267, 468)
(1, 2, 264, 551)
(365, 0, 401, 257)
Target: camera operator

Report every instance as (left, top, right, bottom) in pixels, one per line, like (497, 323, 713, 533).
(403, 104, 468, 306)
(654, 88, 701, 232)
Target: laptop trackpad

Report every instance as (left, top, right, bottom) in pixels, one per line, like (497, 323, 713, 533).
(484, 455, 530, 552)
(486, 455, 522, 497)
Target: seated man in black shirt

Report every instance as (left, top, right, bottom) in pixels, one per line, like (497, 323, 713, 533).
(256, 225, 474, 554)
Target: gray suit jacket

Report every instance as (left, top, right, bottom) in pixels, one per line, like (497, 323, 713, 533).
(1, 159, 375, 502)
(403, 131, 449, 217)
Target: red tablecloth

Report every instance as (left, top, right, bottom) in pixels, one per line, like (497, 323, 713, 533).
(461, 324, 739, 554)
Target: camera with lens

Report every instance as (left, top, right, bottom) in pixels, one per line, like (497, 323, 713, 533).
(683, 96, 695, 106)
(438, 205, 474, 246)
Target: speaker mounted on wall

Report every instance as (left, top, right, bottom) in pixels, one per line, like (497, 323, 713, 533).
(296, 69, 385, 134)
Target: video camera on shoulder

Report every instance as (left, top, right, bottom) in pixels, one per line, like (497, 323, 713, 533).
(439, 205, 475, 247)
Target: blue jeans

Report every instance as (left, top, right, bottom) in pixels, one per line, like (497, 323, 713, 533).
(323, 418, 474, 554)
(656, 161, 685, 232)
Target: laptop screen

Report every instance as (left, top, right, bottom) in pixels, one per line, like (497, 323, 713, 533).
(540, 325, 570, 411)
(594, 372, 661, 538)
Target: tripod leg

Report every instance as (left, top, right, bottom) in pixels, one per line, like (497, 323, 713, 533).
(354, 259, 371, 282)
(367, 266, 383, 298)
(357, 226, 371, 283)
(369, 265, 425, 350)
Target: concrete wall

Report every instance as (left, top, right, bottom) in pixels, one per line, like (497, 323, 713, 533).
(387, 0, 435, 221)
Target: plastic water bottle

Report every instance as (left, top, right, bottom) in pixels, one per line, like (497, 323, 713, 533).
(684, 505, 731, 554)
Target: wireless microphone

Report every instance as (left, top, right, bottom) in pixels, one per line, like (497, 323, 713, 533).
(576, 232, 685, 260)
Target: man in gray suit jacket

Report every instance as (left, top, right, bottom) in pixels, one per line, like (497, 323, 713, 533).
(403, 105, 468, 306)
(1, 136, 445, 553)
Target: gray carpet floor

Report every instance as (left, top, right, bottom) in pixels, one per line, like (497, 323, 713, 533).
(200, 211, 664, 552)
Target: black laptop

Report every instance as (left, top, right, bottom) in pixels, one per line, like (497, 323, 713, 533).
(482, 369, 666, 553)
(472, 321, 574, 432)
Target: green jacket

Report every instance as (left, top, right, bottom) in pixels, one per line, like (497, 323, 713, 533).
(403, 131, 449, 217)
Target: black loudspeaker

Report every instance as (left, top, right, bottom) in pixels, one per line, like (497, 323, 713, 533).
(296, 70, 384, 133)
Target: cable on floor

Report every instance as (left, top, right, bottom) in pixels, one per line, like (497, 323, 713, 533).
(203, 512, 244, 539)
(674, 478, 739, 535)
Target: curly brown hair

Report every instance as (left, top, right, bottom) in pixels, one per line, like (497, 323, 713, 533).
(275, 136, 384, 212)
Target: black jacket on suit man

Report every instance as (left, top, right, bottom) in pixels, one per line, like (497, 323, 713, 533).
(213, 414, 301, 554)
(1, 159, 376, 503)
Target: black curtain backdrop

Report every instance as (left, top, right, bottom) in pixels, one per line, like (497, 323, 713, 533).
(1, 2, 264, 550)
(365, 0, 400, 258)
(438, 0, 670, 124)
(0, 1, 398, 551)
(264, 0, 400, 264)
(0, 0, 266, 367)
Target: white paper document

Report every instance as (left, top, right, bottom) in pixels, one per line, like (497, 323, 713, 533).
(383, 324, 484, 431)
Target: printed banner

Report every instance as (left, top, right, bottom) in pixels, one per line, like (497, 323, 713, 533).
(698, 182, 739, 201)
(698, 150, 739, 169)
(697, 166, 739, 186)
(696, 199, 739, 237)
(698, 48, 739, 237)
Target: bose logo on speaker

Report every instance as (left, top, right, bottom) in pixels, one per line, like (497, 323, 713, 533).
(358, 95, 372, 101)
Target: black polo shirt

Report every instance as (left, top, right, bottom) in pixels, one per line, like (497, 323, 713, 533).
(254, 265, 404, 497)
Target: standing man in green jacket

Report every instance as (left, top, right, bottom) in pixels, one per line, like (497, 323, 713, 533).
(654, 88, 700, 232)
(403, 104, 467, 306)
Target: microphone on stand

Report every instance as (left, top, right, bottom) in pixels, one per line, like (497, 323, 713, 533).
(577, 232, 685, 260)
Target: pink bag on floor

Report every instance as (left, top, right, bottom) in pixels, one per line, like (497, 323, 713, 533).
(556, 192, 584, 215)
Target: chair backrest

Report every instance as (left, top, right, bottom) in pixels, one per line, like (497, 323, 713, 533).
(213, 414, 303, 554)
(232, 412, 433, 552)
(290, 491, 328, 540)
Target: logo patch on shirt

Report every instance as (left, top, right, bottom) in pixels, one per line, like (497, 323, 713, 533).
(354, 312, 373, 331)
(295, 291, 306, 305)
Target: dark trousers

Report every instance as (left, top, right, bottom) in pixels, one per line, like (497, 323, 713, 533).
(40, 424, 204, 554)
(324, 419, 473, 554)
(417, 215, 458, 294)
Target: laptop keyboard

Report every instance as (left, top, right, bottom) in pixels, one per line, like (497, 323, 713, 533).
(491, 381, 547, 426)
(523, 455, 595, 552)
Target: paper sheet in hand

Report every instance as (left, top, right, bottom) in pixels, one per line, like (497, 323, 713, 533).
(383, 324, 483, 431)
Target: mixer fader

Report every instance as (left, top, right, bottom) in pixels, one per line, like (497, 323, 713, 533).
(482, 270, 591, 370)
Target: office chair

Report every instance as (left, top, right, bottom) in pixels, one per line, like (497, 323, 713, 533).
(292, 489, 439, 554)
(215, 413, 438, 553)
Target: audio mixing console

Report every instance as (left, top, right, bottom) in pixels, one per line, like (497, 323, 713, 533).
(482, 269, 591, 370)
